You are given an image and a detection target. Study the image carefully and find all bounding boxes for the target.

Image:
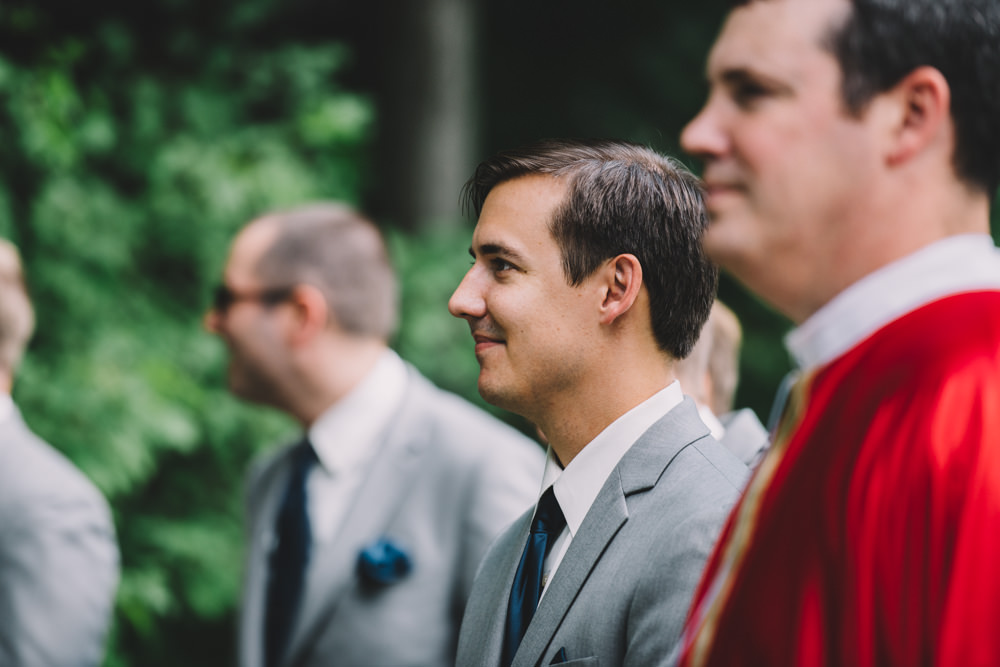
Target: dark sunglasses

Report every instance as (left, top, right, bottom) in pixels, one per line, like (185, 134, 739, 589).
(212, 284, 294, 313)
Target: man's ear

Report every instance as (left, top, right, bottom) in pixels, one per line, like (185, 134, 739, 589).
(884, 66, 951, 167)
(599, 254, 643, 325)
(286, 284, 329, 345)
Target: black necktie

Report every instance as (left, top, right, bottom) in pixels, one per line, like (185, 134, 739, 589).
(503, 486, 566, 667)
(265, 439, 318, 667)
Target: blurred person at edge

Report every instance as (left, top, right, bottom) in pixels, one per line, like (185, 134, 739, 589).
(675, 300, 768, 468)
(0, 238, 119, 667)
(205, 202, 543, 667)
(678, 0, 1000, 665)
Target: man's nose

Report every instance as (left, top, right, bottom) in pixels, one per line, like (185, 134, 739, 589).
(680, 99, 726, 161)
(448, 268, 486, 321)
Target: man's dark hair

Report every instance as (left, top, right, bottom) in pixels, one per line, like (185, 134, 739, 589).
(254, 202, 398, 340)
(463, 138, 718, 360)
(732, 0, 1000, 194)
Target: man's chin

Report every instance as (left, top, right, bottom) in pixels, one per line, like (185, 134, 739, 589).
(477, 377, 521, 415)
(227, 370, 272, 406)
(702, 219, 749, 269)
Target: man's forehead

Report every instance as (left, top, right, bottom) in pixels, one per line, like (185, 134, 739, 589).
(708, 0, 849, 77)
(471, 175, 566, 242)
(227, 218, 278, 276)
(481, 173, 568, 215)
(469, 220, 537, 260)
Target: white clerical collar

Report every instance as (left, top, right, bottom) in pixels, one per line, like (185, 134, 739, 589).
(786, 235, 1000, 371)
(308, 348, 408, 477)
(539, 381, 685, 538)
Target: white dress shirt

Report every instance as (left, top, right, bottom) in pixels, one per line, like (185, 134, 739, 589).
(536, 381, 685, 597)
(0, 394, 12, 426)
(786, 234, 1000, 371)
(305, 348, 408, 543)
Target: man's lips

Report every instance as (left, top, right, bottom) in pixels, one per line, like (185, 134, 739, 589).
(471, 331, 504, 353)
(701, 181, 744, 217)
(702, 181, 743, 198)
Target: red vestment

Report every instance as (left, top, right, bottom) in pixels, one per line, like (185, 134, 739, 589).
(680, 291, 1000, 666)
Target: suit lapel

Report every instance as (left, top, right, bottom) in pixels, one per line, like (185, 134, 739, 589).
(512, 473, 629, 667)
(243, 453, 295, 667)
(512, 398, 709, 667)
(283, 370, 432, 667)
(460, 514, 533, 666)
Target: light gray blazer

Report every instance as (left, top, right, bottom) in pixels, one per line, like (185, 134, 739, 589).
(239, 367, 544, 667)
(456, 397, 748, 667)
(0, 406, 120, 667)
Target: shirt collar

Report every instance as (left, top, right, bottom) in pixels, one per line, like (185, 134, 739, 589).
(787, 235, 1000, 371)
(308, 348, 409, 477)
(0, 394, 12, 425)
(695, 403, 726, 440)
(539, 381, 684, 538)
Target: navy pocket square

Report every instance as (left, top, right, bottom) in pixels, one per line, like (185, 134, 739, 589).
(550, 647, 568, 664)
(357, 538, 412, 585)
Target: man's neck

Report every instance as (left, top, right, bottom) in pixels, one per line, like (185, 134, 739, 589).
(784, 182, 992, 324)
(289, 339, 387, 427)
(539, 364, 674, 466)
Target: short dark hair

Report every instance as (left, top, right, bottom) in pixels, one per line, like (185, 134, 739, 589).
(463, 139, 718, 359)
(253, 202, 398, 340)
(731, 0, 1000, 194)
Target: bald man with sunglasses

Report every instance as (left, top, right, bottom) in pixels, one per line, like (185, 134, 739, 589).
(206, 202, 543, 667)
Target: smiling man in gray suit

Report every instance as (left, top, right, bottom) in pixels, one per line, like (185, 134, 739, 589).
(0, 239, 119, 666)
(448, 139, 748, 667)
(205, 202, 543, 667)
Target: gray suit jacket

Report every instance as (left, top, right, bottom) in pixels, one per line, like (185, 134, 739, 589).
(0, 405, 120, 667)
(456, 398, 748, 667)
(239, 367, 544, 667)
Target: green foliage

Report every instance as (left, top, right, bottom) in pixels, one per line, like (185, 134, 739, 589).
(0, 2, 373, 664)
(389, 226, 480, 399)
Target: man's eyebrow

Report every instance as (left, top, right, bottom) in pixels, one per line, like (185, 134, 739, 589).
(470, 243, 527, 263)
(716, 66, 792, 93)
(719, 67, 754, 84)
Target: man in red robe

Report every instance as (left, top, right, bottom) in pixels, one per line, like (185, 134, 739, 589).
(678, 0, 1000, 664)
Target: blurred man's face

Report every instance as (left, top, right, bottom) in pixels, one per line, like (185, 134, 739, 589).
(448, 174, 604, 421)
(681, 0, 879, 321)
(204, 221, 292, 406)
